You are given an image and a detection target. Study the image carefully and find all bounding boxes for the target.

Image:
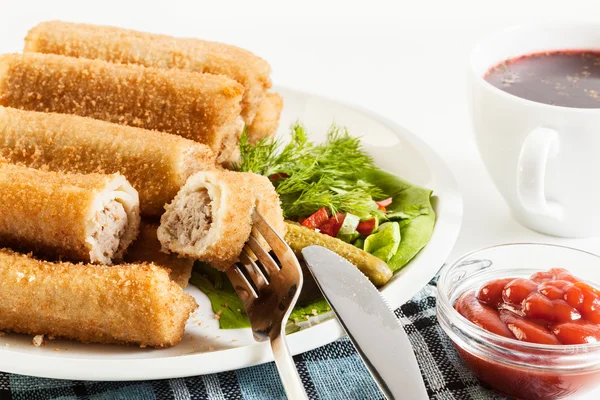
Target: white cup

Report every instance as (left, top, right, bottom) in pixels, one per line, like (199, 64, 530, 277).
(469, 23, 600, 238)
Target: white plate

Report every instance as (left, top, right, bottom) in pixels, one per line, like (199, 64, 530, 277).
(0, 86, 463, 381)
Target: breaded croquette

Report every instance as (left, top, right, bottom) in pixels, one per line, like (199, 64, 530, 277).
(0, 163, 140, 264)
(0, 107, 216, 216)
(24, 20, 271, 125)
(245, 172, 287, 244)
(158, 170, 286, 271)
(0, 53, 244, 164)
(247, 92, 284, 143)
(0, 248, 197, 347)
(125, 222, 193, 288)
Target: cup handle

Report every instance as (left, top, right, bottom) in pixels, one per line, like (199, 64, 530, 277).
(516, 127, 563, 220)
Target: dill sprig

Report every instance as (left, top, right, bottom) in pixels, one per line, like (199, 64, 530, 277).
(234, 123, 386, 219)
(235, 124, 311, 176)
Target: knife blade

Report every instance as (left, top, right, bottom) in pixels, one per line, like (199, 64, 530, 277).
(301, 245, 428, 400)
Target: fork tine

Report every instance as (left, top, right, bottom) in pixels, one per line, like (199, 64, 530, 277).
(246, 236, 280, 277)
(239, 249, 269, 290)
(225, 265, 257, 310)
(252, 212, 301, 273)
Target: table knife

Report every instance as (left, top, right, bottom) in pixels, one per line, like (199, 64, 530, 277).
(301, 245, 429, 400)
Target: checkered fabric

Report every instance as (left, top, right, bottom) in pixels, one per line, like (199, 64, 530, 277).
(0, 280, 509, 400)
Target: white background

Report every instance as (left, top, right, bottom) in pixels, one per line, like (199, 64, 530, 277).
(2, 0, 600, 261)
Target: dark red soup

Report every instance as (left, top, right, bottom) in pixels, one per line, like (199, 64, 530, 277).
(485, 50, 600, 108)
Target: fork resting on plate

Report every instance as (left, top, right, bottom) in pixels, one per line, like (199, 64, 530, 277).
(226, 211, 308, 399)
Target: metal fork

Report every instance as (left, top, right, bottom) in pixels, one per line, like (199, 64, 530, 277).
(226, 211, 308, 399)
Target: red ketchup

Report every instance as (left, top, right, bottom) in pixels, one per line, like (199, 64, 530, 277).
(453, 268, 600, 399)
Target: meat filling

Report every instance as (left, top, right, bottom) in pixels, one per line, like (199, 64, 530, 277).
(90, 200, 129, 263)
(163, 189, 212, 246)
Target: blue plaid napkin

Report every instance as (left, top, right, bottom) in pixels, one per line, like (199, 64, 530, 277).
(0, 281, 508, 400)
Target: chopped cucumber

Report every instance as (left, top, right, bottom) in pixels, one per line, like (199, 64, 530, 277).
(339, 231, 360, 243)
(336, 213, 360, 242)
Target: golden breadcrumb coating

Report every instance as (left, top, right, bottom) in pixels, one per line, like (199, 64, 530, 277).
(0, 107, 217, 216)
(247, 92, 283, 143)
(158, 171, 286, 271)
(24, 20, 271, 124)
(0, 162, 140, 264)
(0, 248, 197, 347)
(244, 172, 287, 250)
(158, 170, 255, 271)
(0, 53, 244, 164)
(126, 221, 193, 288)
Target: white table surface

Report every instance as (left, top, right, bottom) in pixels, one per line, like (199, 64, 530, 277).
(2, 0, 600, 263)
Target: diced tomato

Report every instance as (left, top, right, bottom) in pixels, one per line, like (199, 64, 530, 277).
(565, 285, 585, 309)
(531, 271, 554, 284)
(378, 205, 387, 213)
(523, 293, 581, 323)
(319, 213, 346, 237)
(538, 284, 566, 301)
(455, 290, 515, 338)
(376, 197, 393, 207)
(538, 280, 573, 301)
(500, 310, 561, 345)
(477, 278, 515, 308)
(356, 218, 377, 236)
(502, 278, 538, 305)
(549, 268, 577, 283)
(575, 281, 600, 297)
(301, 207, 330, 230)
(269, 172, 289, 181)
(553, 321, 600, 344)
(578, 287, 600, 324)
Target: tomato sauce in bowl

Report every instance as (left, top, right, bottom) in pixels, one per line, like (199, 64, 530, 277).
(456, 268, 600, 346)
(437, 244, 600, 400)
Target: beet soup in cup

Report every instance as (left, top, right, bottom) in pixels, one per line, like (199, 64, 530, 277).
(469, 24, 600, 238)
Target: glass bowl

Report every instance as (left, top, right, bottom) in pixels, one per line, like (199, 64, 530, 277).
(437, 243, 600, 400)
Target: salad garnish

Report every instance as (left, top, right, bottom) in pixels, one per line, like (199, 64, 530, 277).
(235, 123, 386, 219)
(236, 122, 435, 269)
(194, 123, 436, 330)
